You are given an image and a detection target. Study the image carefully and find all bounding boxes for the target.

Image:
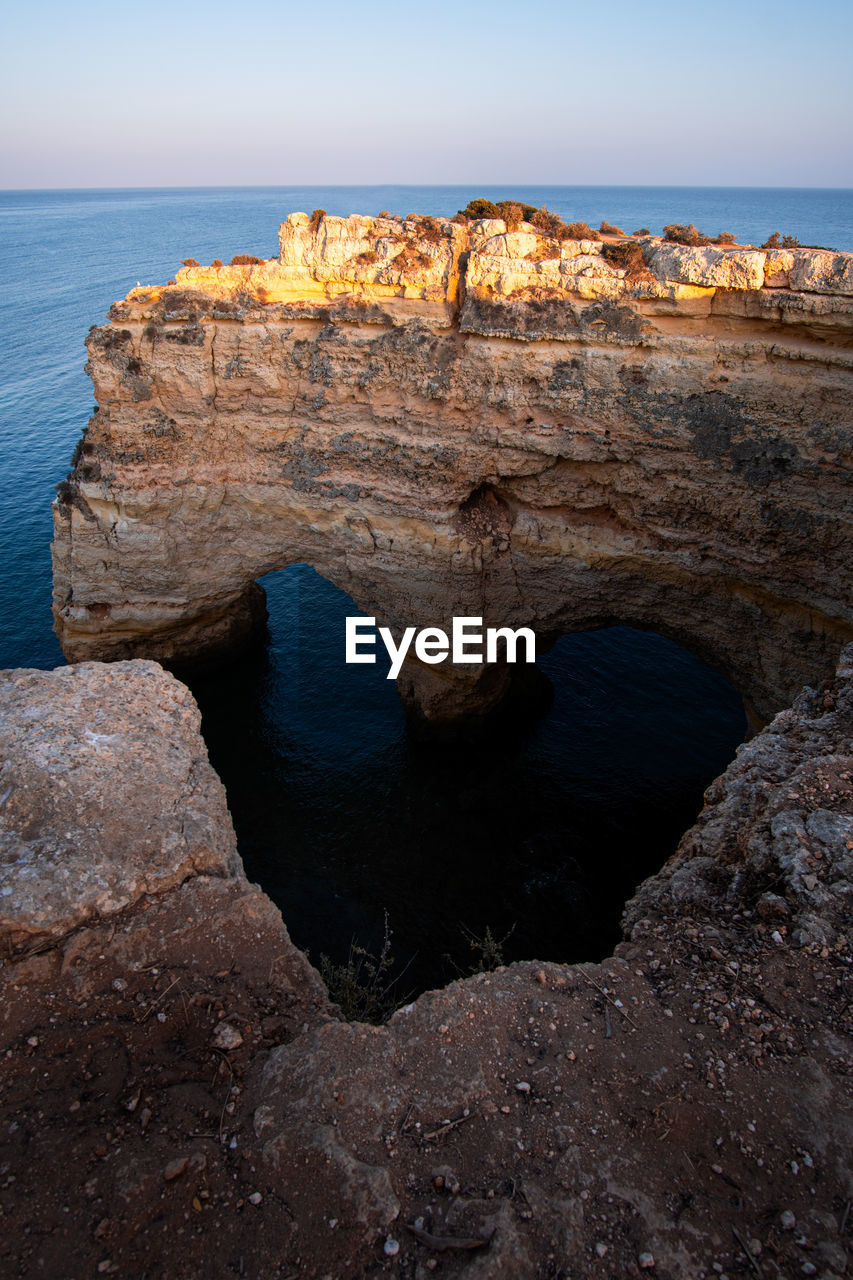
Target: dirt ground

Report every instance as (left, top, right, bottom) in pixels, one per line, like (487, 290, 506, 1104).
(1, 874, 851, 1280)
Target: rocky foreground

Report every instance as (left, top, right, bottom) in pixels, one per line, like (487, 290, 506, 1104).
(1, 654, 851, 1279)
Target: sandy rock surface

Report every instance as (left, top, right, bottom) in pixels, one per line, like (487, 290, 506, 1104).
(0, 660, 241, 946)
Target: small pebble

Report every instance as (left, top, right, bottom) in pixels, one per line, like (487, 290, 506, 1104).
(384, 1237, 400, 1257)
(515, 1081, 531, 1094)
(780, 1210, 796, 1231)
(638, 1252, 655, 1270)
(801, 1265, 817, 1277)
(211, 1023, 243, 1051)
(163, 1157, 189, 1182)
(248, 1192, 262, 1206)
(595, 1242, 608, 1257)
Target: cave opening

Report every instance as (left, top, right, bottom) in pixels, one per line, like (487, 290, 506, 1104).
(184, 563, 747, 1003)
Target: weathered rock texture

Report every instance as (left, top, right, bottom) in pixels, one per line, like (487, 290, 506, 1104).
(0, 660, 241, 946)
(625, 641, 853, 951)
(1, 648, 851, 1278)
(52, 213, 853, 722)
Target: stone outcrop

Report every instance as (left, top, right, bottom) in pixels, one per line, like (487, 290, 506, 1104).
(1, 649, 851, 1277)
(625, 641, 853, 950)
(0, 660, 241, 947)
(52, 213, 853, 723)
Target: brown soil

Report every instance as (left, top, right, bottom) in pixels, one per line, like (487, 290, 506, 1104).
(1, 877, 851, 1279)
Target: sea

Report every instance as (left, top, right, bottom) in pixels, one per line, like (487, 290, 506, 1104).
(1, 185, 850, 993)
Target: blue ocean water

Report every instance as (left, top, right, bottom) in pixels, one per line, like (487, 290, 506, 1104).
(1, 186, 849, 990)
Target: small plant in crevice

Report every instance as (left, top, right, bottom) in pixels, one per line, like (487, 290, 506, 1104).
(461, 921, 517, 974)
(309, 208, 327, 232)
(319, 911, 411, 1024)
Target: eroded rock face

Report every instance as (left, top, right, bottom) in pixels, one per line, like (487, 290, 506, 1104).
(0, 660, 241, 947)
(52, 214, 853, 722)
(625, 641, 853, 950)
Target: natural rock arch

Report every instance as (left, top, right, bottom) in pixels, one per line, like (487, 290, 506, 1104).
(52, 213, 853, 724)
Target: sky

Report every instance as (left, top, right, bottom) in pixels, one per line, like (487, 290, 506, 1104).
(1, 0, 851, 189)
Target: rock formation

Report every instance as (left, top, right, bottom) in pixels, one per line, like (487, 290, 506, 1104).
(52, 213, 853, 722)
(2, 649, 851, 1277)
(0, 660, 241, 946)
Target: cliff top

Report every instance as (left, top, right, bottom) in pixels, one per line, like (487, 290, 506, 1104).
(108, 211, 853, 324)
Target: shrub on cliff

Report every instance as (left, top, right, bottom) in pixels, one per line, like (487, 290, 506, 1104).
(394, 243, 432, 271)
(600, 240, 652, 280)
(309, 208, 326, 232)
(664, 223, 710, 246)
(414, 215, 445, 244)
(562, 221, 600, 242)
(180, 258, 200, 268)
(599, 220, 625, 236)
(530, 206, 564, 236)
(356, 248, 379, 265)
(762, 232, 801, 249)
(633, 227, 651, 237)
(454, 198, 538, 225)
(230, 254, 262, 266)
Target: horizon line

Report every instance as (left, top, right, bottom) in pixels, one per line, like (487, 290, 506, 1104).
(2, 182, 853, 195)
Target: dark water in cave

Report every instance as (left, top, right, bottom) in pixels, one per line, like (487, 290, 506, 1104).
(6, 185, 842, 994)
(184, 566, 746, 996)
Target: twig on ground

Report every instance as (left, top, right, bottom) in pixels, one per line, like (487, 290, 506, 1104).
(580, 972, 639, 1029)
(423, 1112, 476, 1142)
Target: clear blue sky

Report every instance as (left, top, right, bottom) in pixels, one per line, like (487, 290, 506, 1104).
(2, 0, 851, 188)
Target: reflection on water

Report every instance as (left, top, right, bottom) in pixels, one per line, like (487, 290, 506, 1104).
(186, 564, 746, 996)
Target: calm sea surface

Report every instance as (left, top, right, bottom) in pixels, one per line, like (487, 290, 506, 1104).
(2, 186, 850, 991)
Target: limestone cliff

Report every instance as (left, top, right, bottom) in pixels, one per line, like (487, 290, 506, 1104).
(52, 213, 853, 721)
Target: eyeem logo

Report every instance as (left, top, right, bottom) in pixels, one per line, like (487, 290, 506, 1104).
(346, 616, 536, 680)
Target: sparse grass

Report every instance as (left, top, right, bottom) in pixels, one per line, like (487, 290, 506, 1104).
(394, 242, 432, 271)
(356, 248, 379, 265)
(318, 912, 408, 1024)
